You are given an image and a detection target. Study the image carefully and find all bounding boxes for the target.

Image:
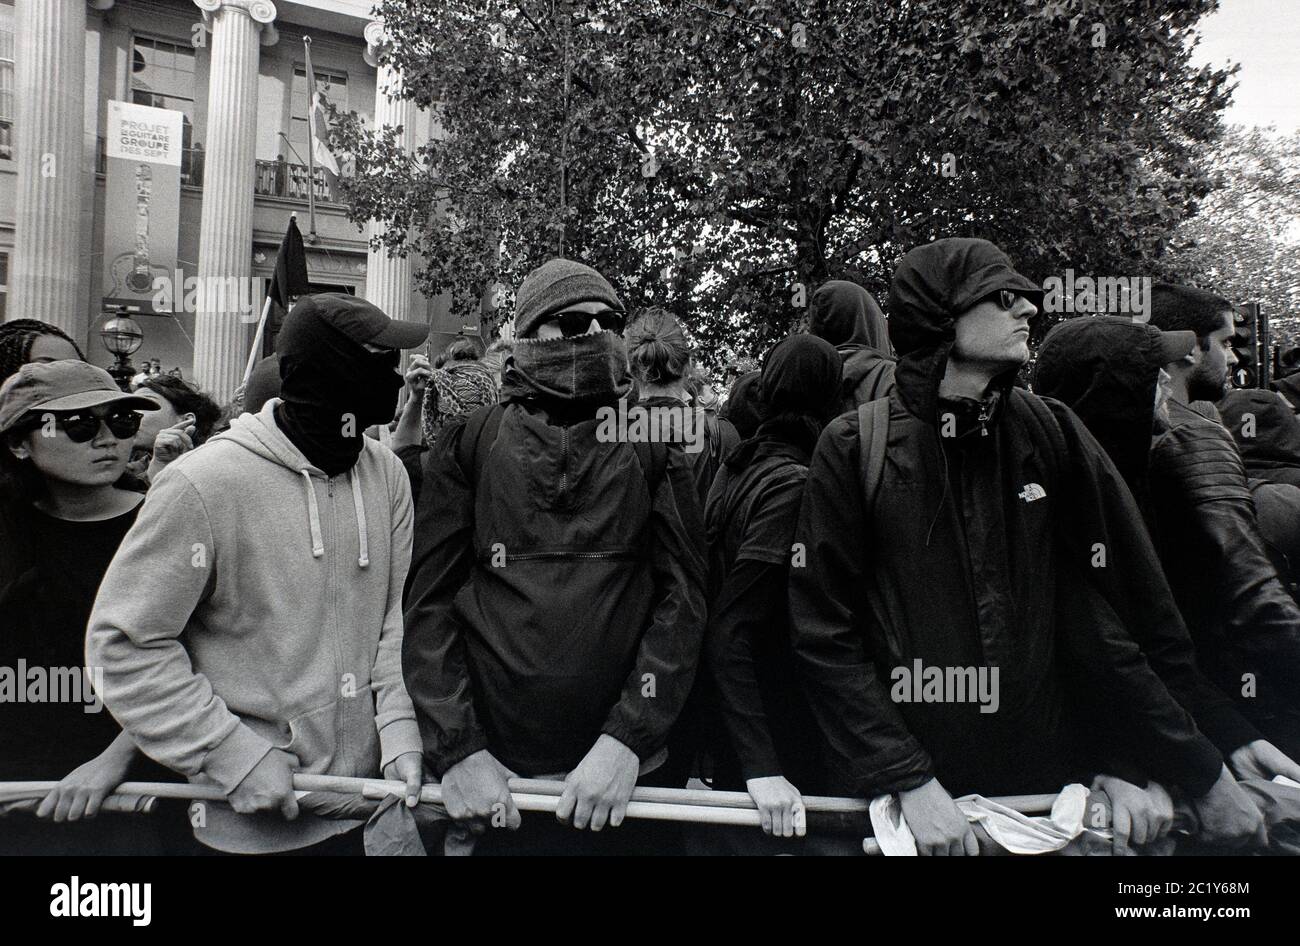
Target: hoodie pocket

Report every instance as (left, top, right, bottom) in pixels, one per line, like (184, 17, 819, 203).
(281, 700, 345, 773)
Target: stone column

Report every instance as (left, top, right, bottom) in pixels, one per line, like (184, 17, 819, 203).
(191, 0, 277, 402)
(363, 21, 419, 325)
(6, 0, 90, 333)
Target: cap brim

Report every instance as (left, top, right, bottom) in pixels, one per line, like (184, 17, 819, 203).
(1156, 329, 1197, 364)
(999, 272, 1046, 309)
(369, 319, 431, 350)
(36, 390, 163, 413)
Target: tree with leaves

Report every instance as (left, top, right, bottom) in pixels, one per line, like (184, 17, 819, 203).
(334, 0, 1235, 365)
(1165, 125, 1300, 351)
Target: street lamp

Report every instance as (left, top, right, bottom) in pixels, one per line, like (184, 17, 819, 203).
(100, 310, 144, 391)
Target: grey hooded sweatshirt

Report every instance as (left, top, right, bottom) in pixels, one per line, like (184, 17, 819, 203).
(87, 399, 422, 853)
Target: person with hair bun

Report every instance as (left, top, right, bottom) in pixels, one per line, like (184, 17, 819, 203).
(627, 308, 739, 506)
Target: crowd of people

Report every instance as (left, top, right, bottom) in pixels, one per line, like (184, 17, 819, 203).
(2, 237, 1300, 856)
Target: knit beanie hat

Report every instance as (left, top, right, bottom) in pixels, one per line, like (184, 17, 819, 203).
(514, 259, 623, 338)
(421, 360, 500, 444)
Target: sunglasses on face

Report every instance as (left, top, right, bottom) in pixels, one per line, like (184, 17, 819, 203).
(543, 308, 626, 337)
(40, 408, 142, 443)
(984, 289, 1026, 311)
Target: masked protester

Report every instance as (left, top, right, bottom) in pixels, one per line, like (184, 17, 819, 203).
(789, 238, 1266, 857)
(703, 334, 842, 851)
(807, 280, 896, 412)
(87, 294, 430, 855)
(403, 259, 707, 855)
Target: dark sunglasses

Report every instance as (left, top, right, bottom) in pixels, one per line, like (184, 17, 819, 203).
(36, 407, 142, 443)
(983, 289, 1025, 311)
(543, 308, 626, 338)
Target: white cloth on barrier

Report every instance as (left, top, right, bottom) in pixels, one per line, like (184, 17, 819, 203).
(868, 783, 1111, 855)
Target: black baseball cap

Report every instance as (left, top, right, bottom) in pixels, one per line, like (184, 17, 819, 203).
(280, 293, 430, 351)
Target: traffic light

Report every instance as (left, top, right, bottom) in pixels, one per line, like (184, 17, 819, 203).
(1231, 302, 1262, 389)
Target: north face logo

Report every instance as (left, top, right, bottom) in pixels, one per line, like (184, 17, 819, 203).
(1018, 483, 1047, 503)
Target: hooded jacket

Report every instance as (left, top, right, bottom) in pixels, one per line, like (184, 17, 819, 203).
(402, 349, 708, 777)
(1034, 317, 1291, 746)
(789, 239, 1225, 801)
(86, 400, 422, 853)
(1148, 394, 1300, 730)
(703, 336, 842, 790)
(809, 280, 896, 412)
(1218, 388, 1300, 489)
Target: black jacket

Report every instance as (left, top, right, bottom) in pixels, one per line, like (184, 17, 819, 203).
(402, 396, 708, 776)
(1218, 388, 1300, 489)
(704, 429, 825, 790)
(789, 245, 1224, 801)
(1150, 398, 1300, 726)
(1034, 316, 1295, 747)
(809, 281, 896, 411)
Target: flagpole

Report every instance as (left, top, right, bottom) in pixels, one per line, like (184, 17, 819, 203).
(303, 36, 318, 242)
(241, 295, 274, 390)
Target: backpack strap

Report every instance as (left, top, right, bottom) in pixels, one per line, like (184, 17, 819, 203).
(856, 396, 891, 520)
(854, 360, 897, 406)
(632, 439, 668, 498)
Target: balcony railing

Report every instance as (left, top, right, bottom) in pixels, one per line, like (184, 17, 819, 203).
(92, 141, 339, 205)
(255, 159, 336, 203)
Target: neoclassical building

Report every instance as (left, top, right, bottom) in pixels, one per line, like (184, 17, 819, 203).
(1, 0, 467, 401)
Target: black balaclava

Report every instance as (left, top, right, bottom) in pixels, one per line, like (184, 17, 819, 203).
(726, 335, 842, 469)
(274, 309, 403, 475)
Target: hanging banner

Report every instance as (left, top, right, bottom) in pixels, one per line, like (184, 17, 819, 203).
(102, 100, 182, 313)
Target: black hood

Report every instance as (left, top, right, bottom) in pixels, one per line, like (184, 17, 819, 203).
(1032, 316, 1169, 501)
(887, 238, 1043, 423)
(809, 281, 890, 354)
(1218, 388, 1300, 476)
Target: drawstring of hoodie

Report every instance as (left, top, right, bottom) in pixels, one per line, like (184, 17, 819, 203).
(300, 470, 326, 558)
(349, 470, 370, 568)
(298, 468, 370, 567)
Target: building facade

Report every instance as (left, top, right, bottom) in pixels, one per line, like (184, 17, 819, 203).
(1, 0, 471, 402)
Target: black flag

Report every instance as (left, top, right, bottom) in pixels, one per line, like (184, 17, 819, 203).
(263, 216, 310, 355)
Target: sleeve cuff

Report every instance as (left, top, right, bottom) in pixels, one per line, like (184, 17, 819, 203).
(433, 733, 491, 778)
(202, 723, 276, 794)
(600, 719, 656, 763)
(378, 717, 424, 770)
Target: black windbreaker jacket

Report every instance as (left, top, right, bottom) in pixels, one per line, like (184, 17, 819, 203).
(789, 245, 1224, 801)
(402, 394, 708, 777)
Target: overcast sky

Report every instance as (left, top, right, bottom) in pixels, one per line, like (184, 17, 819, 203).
(1191, 0, 1300, 133)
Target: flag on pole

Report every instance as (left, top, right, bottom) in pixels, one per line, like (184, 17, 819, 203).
(303, 37, 341, 176)
(263, 214, 310, 356)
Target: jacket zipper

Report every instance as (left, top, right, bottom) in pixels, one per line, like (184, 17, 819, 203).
(559, 427, 569, 497)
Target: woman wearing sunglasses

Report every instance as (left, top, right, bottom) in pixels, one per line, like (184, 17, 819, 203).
(0, 359, 169, 854)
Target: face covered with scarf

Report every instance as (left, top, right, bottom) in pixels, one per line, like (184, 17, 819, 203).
(275, 295, 411, 475)
(500, 260, 633, 414)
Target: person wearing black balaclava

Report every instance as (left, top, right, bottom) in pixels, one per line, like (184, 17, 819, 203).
(702, 334, 842, 851)
(274, 294, 410, 475)
(88, 293, 433, 855)
(403, 259, 707, 855)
